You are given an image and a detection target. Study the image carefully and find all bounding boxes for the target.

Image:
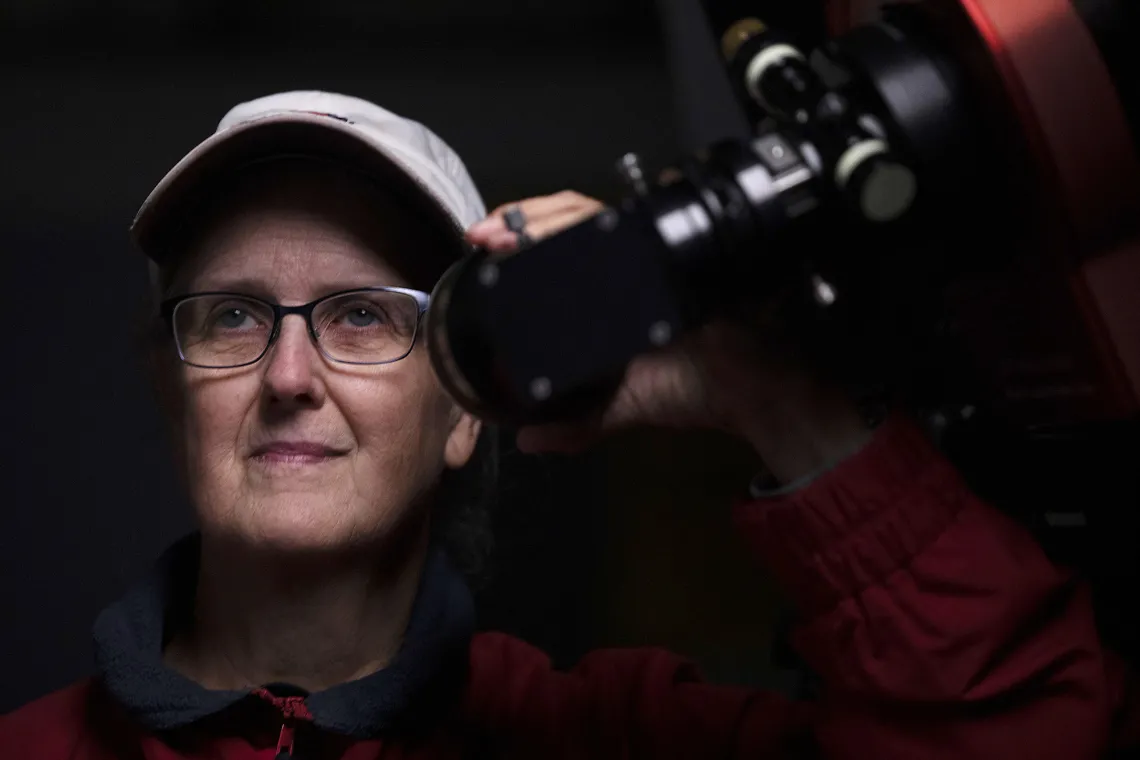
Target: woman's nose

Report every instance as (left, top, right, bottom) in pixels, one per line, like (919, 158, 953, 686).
(261, 316, 326, 408)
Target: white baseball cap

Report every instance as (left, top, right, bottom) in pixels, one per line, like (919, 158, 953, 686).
(131, 90, 488, 275)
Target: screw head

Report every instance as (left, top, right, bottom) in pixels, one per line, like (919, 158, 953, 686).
(811, 275, 837, 306)
(617, 153, 649, 195)
(529, 377, 552, 400)
(477, 262, 499, 287)
(648, 321, 672, 346)
(596, 209, 619, 231)
(618, 152, 642, 176)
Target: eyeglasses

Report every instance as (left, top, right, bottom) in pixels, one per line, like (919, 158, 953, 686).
(160, 287, 431, 369)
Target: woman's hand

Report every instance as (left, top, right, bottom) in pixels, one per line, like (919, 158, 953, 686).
(466, 191, 873, 483)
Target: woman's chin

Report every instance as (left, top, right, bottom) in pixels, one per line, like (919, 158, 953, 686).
(245, 528, 357, 556)
(208, 499, 392, 556)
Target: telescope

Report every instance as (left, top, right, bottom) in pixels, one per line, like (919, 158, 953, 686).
(426, 0, 1140, 438)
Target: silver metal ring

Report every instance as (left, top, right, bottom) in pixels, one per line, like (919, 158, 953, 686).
(503, 205, 532, 249)
(503, 205, 527, 233)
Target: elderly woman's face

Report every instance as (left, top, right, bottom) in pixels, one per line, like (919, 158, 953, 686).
(163, 166, 479, 554)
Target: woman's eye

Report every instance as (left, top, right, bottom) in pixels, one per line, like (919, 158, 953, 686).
(215, 308, 256, 329)
(343, 308, 384, 327)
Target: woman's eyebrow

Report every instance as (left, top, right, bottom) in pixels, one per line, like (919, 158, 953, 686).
(182, 276, 400, 299)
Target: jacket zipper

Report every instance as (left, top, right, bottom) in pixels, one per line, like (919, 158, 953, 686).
(275, 720, 295, 759)
(252, 690, 309, 759)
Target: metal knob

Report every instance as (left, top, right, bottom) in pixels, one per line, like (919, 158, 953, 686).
(617, 152, 649, 196)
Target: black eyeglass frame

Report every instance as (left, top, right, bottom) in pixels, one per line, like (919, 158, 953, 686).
(160, 286, 432, 369)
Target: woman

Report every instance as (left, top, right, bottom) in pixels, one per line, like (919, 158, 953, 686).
(0, 91, 1112, 759)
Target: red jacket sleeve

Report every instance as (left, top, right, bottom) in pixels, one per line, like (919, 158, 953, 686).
(464, 413, 1112, 759)
(738, 412, 1111, 758)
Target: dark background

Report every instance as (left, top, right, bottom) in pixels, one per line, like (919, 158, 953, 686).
(0, 0, 828, 713)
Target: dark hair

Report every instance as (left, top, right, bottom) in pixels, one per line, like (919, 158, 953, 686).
(431, 424, 500, 589)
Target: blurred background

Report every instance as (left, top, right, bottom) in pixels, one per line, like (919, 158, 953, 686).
(0, 0, 828, 712)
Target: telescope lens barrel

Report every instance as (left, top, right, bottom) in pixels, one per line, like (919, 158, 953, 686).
(427, 0, 1140, 430)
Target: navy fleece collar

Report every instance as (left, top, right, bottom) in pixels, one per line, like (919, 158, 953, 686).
(92, 533, 475, 738)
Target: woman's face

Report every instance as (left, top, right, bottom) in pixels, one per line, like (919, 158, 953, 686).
(162, 165, 480, 555)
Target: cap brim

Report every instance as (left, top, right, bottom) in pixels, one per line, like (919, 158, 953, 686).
(131, 113, 468, 269)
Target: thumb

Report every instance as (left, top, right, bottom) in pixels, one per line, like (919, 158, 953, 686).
(516, 419, 604, 455)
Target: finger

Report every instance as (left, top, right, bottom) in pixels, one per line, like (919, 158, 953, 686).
(523, 204, 605, 241)
(486, 190, 600, 222)
(467, 191, 603, 243)
(480, 206, 606, 254)
(467, 195, 588, 244)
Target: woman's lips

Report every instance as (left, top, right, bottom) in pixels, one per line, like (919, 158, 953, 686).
(250, 441, 347, 464)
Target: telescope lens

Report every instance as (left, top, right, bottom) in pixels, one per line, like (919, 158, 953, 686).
(426, 251, 626, 426)
(426, 256, 500, 419)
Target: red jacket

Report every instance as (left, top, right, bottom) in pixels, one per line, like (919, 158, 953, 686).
(0, 414, 1113, 759)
